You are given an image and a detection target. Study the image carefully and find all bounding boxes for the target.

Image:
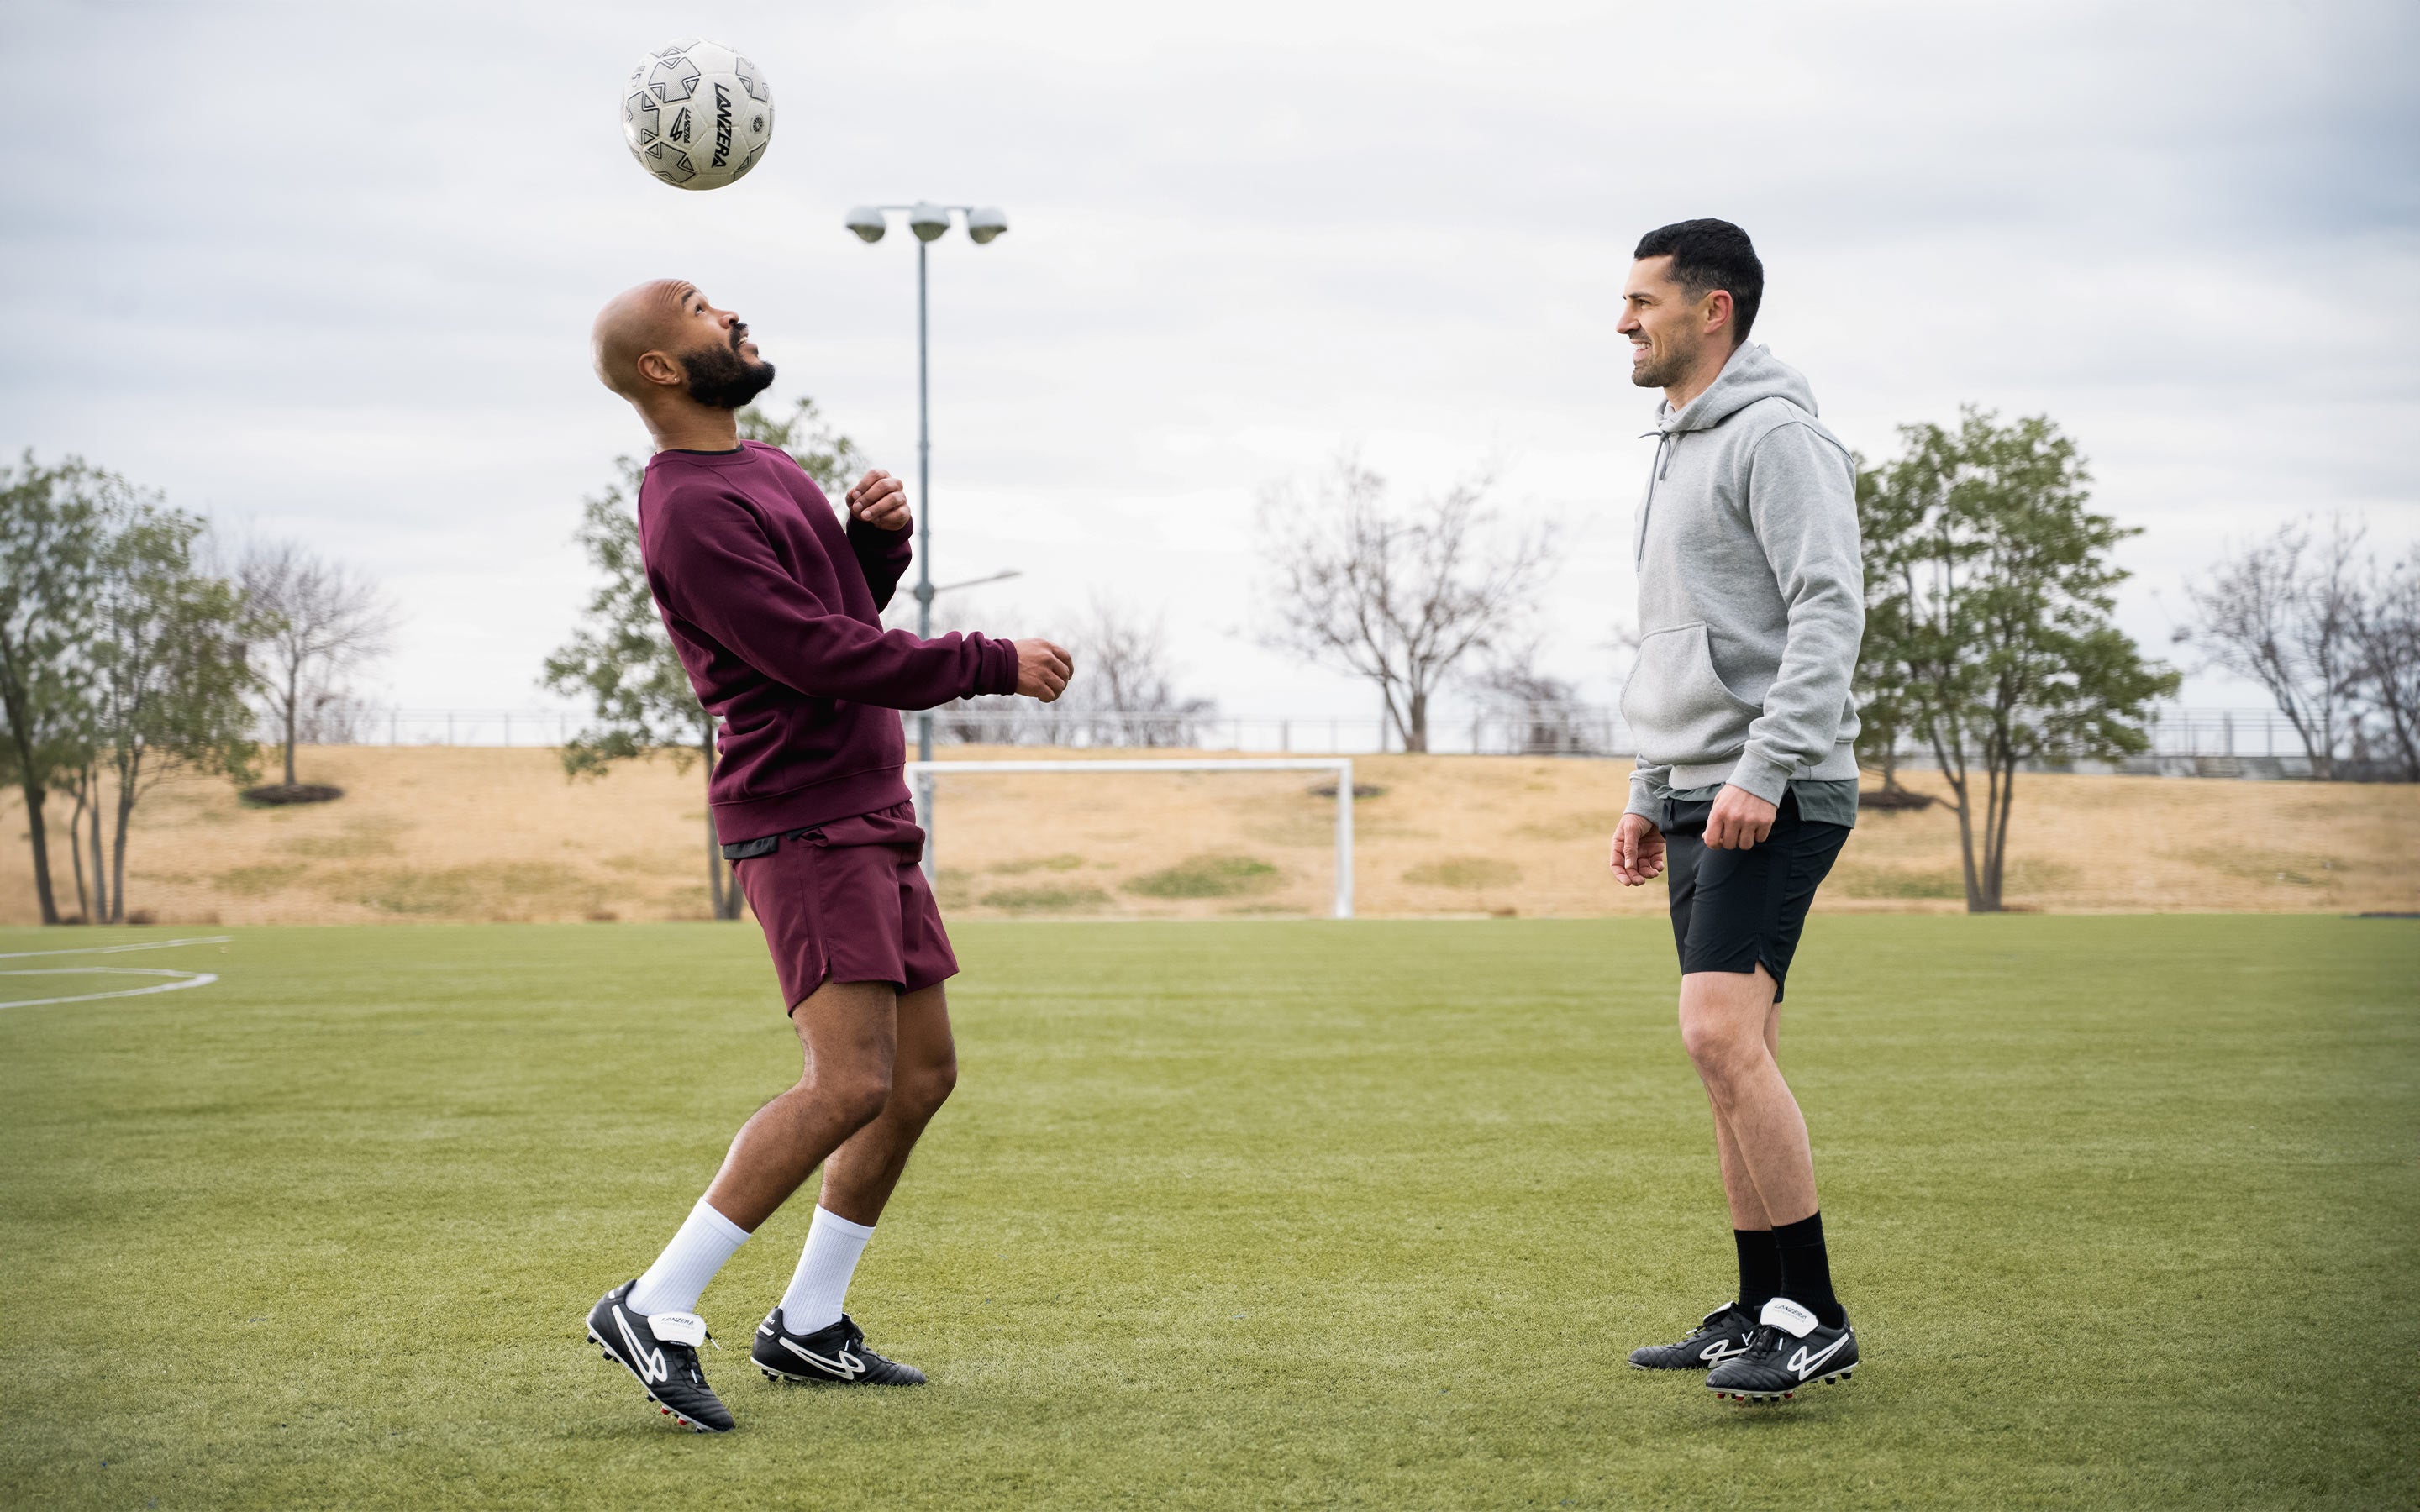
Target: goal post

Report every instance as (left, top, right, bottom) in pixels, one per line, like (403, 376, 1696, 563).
(903, 758, 1355, 919)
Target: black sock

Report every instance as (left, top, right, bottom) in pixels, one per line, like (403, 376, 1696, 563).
(1733, 1228, 1781, 1311)
(1772, 1211, 1845, 1328)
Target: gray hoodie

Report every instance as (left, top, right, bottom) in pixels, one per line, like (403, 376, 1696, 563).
(1621, 342, 1863, 821)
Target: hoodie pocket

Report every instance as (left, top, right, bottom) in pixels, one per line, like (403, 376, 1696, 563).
(1620, 621, 1762, 767)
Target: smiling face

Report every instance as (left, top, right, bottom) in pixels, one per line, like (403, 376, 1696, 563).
(1616, 255, 1732, 396)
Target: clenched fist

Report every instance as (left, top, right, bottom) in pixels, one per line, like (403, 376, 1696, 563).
(1014, 639, 1074, 702)
(845, 469, 911, 532)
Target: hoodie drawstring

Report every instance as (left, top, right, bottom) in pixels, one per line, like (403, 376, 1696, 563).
(1638, 428, 1677, 567)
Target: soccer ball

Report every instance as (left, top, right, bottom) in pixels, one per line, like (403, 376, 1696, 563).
(621, 39, 773, 191)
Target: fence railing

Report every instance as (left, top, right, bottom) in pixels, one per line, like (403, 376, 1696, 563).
(291, 703, 2328, 763)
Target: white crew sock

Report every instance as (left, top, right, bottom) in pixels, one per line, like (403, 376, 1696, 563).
(627, 1198, 751, 1317)
(776, 1205, 876, 1333)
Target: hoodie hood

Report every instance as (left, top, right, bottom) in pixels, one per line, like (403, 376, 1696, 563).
(1656, 343, 1821, 435)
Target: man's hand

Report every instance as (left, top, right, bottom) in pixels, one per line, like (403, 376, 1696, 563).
(1704, 785, 1778, 850)
(1610, 813, 1666, 886)
(1013, 639, 1073, 702)
(845, 469, 912, 532)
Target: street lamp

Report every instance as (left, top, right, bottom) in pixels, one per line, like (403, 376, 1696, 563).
(844, 201, 1010, 874)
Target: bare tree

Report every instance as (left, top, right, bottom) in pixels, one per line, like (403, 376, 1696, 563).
(2347, 549, 2420, 780)
(1065, 596, 1215, 747)
(1255, 454, 1557, 753)
(2175, 514, 2363, 780)
(239, 542, 396, 789)
(1474, 646, 1597, 754)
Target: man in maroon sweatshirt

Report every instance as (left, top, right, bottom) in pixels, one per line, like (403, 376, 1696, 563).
(579, 278, 1073, 1433)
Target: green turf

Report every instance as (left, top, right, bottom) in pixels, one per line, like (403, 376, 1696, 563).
(2, 916, 2415, 1509)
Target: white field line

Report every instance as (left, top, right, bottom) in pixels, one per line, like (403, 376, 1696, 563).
(0, 936, 229, 1010)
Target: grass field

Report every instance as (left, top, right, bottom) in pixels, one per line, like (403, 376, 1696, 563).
(3, 916, 2416, 1509)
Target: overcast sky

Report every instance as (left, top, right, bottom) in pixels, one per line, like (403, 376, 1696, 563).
(8, 0, 2417, 727)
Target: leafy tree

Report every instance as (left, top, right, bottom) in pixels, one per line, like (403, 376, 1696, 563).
(739, 396, 867, 486)
(1860, 409, 2177, 912)
(1850, 458, 1920, 793)
(544, 396, 866, 920)
(88, 507, 261, 921)
(0, 453, 115, 923)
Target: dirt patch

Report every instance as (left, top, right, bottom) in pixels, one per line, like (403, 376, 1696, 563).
(1403, 856, 1523, 890)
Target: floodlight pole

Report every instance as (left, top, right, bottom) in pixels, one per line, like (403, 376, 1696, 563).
(915, 234, 932, 768)
(844, 202, 1008, 879)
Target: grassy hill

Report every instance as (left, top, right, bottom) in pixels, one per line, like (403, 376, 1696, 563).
(3, 745, 2415, 926)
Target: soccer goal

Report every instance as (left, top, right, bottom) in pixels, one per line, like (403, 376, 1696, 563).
(902, 758, 1356, 919)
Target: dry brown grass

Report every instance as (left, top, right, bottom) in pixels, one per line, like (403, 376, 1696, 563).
(3, 746, 2414, 926)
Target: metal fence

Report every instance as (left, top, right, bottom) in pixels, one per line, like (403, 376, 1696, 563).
(305, 702, 2331, 764)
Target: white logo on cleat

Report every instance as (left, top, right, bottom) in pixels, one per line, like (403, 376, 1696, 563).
(1697, 1337, 1750, 1363)
(614, 1306, 671, 1384)
(1786, 1335, 1849, 1381)
(779, 1336, 866, 1379)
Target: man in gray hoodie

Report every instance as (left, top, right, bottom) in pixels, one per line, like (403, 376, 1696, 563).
(1607, 220, 1865, 1403)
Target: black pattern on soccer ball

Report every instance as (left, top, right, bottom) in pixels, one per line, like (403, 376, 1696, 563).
(647, 55, 700, 102)
(623, 92, 660, 144)
(644, 141, 697, 183)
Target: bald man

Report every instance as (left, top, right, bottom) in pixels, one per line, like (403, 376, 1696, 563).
(581, 280, 1073, 1433)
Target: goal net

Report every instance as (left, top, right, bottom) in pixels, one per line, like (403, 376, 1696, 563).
(903, 758, 1355, 920)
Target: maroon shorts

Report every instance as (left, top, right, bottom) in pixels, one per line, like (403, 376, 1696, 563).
(729, 801, 959, 1010)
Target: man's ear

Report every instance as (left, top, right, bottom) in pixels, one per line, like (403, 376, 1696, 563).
(635, 349, 684, 389)
(1701, 288, 1734, 339)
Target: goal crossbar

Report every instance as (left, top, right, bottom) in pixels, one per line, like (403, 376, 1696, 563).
(902, 758, 1355, 919)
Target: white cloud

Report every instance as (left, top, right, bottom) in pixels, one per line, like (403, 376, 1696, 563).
(6, 0, 2415, 719)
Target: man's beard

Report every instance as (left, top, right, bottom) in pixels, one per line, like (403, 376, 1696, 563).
(1629, 343, 1686, 390)
(682, 338, 776, 409)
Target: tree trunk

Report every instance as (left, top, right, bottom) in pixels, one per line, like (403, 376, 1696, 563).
(283, 665, 301, 787)
(702, 738, 740, 921)
(1975, 757, 2012, 913)
(18, 780, 60, 925)
(88, 774, 108, 925)
(108, 753, 139, 925)
(1880, 740, 1900, 794)
(66, 775, 89, 924)
(1405, 687, 1429, 753)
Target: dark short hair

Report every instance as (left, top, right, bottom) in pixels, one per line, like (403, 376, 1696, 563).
(1633, 219, 1763, 344)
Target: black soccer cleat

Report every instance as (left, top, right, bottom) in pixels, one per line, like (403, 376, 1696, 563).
(1628, 1300, 1760, 1370)
(753, 1309, 927, 1386)
(586, 1281, 735, 1432)
(1705, 1298, 1860, 1404)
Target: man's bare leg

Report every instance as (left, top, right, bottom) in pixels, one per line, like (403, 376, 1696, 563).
(594, 979, 903, 1428)
(1705, 999, 1783, 1230)
(818, 984, 959, 1225)
(1681, 966, 1817, 1226)
(702, 979, 900, 1232)
(759, 984, 956, 1382)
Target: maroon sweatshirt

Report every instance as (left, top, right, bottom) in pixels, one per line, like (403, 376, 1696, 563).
(636, 442, 1019, 843)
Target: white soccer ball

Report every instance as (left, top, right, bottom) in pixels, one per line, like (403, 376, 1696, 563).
(621, 39, 773, 191)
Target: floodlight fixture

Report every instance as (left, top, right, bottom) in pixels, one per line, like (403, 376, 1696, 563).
(965, 206, 1009, 244)
(907, 202, 951, 242)
(844, 206, 888, 243)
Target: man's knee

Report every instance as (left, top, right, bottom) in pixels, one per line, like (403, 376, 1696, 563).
(891, 1051, 957, 1123)
(1678, 974, 1772, 1081)
(808, 1066, 894, 1132)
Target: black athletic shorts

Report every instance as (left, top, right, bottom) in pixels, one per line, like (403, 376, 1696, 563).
(1663, 790, 1850, 1003)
